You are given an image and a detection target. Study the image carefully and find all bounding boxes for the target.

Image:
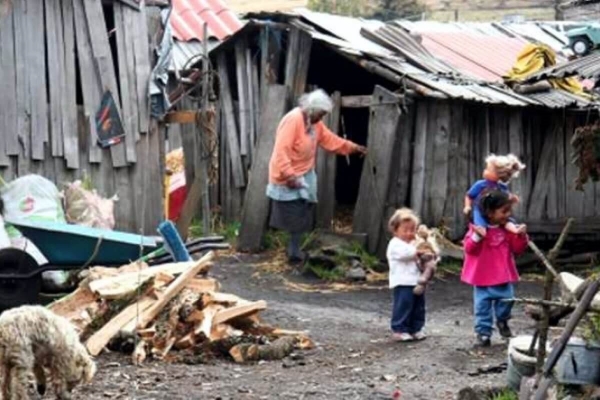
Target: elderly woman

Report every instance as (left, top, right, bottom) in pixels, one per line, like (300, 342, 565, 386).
(267, 89, 367, 263)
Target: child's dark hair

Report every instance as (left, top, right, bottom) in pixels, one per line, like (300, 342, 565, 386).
(479, 190, 511, 216)
(0, 197, 4, 216)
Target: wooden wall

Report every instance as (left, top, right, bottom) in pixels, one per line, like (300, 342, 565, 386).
(559, 1, 600, 20)
(0, 0, 163, 234)
(369, 98, 600, 254)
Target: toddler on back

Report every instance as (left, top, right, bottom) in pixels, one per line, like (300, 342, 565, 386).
(386, 208, 427, 342)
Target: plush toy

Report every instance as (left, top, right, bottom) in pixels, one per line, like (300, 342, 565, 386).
(413, 225, 440, 296)
(463, 153, 526, 236)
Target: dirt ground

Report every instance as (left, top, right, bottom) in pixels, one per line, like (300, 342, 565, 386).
(74, 255, 544, 400)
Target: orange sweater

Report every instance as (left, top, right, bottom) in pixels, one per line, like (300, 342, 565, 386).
(269, 108, 358, 185)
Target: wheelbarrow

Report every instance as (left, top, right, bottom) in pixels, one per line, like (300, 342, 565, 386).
(0, 218, 229, 311)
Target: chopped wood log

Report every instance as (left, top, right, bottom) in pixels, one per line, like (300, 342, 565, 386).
(213, 301, 267, 326)
(175, 333, 195, 350)
(229, 336, 297, 363)
(185, 278, 220, 293)
(47, 286, 100, 332)
(85, 296, 155, 356)
(89, 261, 198, 298)
(152, 336, 176, 360)
(137, 327, 156, 340)
(132, 340, 147, 365)
(211, 323, 243, 342)
(195, 304, 224, 339)
(135, 252, 215, 330)
(272, 328, 310, 337)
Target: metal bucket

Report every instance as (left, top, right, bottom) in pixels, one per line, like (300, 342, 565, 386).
(507, 335, 543, 392)
(556, 337, 600, 386)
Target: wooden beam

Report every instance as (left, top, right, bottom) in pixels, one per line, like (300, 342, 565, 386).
(340, 95, 403, 108)
(164, 111, 198, 124)
(237, 85, 289, 252)
(212, 300, 267, 326)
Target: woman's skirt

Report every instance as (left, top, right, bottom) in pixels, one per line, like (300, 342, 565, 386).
(269, 199, 315, 233)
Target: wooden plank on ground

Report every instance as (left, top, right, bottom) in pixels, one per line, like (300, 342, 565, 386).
(45, 0, 65, 158)
(353, 86, 401, 253)
(213, 300, 267, 326)
(315, 92, 341, 229)
(114, 4, 137, 163)
(83, 0, 127, 167)
(28, 0, 48, 161)
(237, 85, 289, 252)
(217, 53, 246, 188)
(284, 27, 312, 100)
(429, 102, 450, 225)
(0, 9, 17, 164)
(527, 124, 557, 220)
(411, 101, 428, 216)
(131, 2, 151, 134)
(74, 0, 102, 163)
(61, 0, 80, 169)
(235, 40, 251, 159)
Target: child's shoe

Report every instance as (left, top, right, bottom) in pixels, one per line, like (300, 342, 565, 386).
(413, 331, 427, 341)
(392, 332, 413, 342)
(476, 334, 491, 347)
(497, 320, 513, 338)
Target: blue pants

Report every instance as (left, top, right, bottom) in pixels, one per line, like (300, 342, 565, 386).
(391, 286, 425, 334)
(473, 284, 514, 336)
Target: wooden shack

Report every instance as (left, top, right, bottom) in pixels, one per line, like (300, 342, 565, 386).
(204, 11, 600, 256)
(0, 0, 164, 233)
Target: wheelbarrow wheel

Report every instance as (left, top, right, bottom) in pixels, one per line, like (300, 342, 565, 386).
(0, 248, 41, 313)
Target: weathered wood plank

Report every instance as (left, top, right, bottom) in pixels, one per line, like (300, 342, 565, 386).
(411, 101, 428, 216)
(555, 117, 567, 219)
(217, 53, 245, 188)
(0, 9, 17, 164)
(508, 110, 527, 220)
(235, 40, 250, 158)
(455, 104, 470, 238)
(13, 0, 31, 173)
(564, 115, 584, 218)
(237, 85, 289, 252)
(353, 86, 401, 253)
(45, 0, 65, 158)
(251, 57, 261, 150)
(443, 102, 463, 238)
(315, 92, 341, 229)
(429, 102, 450, 225)
(114, 3, 137, 162)
(28, 0, 48, 161)
(245, 47, 257, 155)
(260, 25, 281, 104)
(421, 102, 436, 226)
(132, 2, 151, 134)
(546, 123, 559, 220)
(62, 0, 80, 169)
(527, 124, 557, 220)
(284, 27, 312, 100)
(73, 0, 102, 163)
(83, 0, 127, 167)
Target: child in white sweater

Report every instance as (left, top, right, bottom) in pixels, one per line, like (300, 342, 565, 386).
(386, 208, 426, 342)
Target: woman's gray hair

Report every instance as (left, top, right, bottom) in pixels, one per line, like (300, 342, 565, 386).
(299, 89, 333, 114)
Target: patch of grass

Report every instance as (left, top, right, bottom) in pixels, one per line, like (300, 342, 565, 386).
(263, 230, 290, 251)
(438, 260, 463, 276)
(345, 241, 381, 271)
(189, 218, 204, 238)
(490, 389, 517, 400)
(305, 263, 345, 281)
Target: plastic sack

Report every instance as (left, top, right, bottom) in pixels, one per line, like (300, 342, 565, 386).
(63, 180, 117, 230)
(1, 174, 66, 222)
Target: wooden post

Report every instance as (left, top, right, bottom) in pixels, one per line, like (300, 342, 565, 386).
(200, 23, 211, 234)
(284, 26, 312, 101)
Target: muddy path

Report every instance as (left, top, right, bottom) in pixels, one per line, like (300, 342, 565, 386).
(76, 255, 543, 400)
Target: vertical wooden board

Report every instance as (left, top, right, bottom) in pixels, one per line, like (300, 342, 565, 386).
(315, 92, 341, 229)
(114, 167, 134, 231)
(45, 0, 65, 158)
(251, 57, 261, 149)
(28, 0, 48, 161)
(130, 132, 148, 233)
(555, 115, 567, 219)
(411, 101, 428, 216)
(443, 103, 462, 237)
(395, 104, 415, 208)
(284, 27, 312, 100)
(114, 4, 137, 163)
(421, 102, 437, 225)
(245, 47, 256, 154)
(455, 104, 470, 239)
(353, 86, 401, 253)
(0, 10, 15, 165)
(73, 0, 102, 163)
(564, 115, 584, 218)
(131, 3, 151, 134)
(82, 0, 127, 167)
(493, 108, 509, 155)
(167, 124, 183, 150)
(546, 122, 559, 220)
(428, 102, 450, 225)
(260, 26, 281, 104)
(237, 85, 289, 252)
(527, 125, 556, 221)
(13, 0, 31, 168)
(62, 0, 80, 169)
(508, 110, 527, 221)
(217, 53, 245, 188)
(235, 40, 250, 158)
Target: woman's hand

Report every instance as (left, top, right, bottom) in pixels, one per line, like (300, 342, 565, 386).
(354, 145, 367, 156)
(286, 178, 303, 189)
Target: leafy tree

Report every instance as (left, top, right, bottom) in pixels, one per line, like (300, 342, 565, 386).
(370, 0, 426, 21)
(308, 0, 426, 20)
(307, 0, 370, 17)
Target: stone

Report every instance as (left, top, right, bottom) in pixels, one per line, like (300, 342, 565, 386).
(346, 267, 367, 281)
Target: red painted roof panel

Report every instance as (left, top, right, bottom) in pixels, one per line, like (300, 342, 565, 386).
(171, 0, 244, 42)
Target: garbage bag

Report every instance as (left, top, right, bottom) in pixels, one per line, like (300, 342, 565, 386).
(1, 174, 66, 222)
(63, 180, 117, 230)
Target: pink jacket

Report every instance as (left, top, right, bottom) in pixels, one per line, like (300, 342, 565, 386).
(461, 225, 528, 287)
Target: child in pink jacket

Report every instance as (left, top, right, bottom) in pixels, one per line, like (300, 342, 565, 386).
(461, 189, 528, 347)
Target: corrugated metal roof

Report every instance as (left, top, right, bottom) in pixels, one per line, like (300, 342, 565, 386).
(171, 0, 244, 41)
(170, 39, 220, 71)
(525, 52, 600, 82)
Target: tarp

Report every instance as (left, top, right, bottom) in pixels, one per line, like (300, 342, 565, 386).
(504, 43, 589, 97)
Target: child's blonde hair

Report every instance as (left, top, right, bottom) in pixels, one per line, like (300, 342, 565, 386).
(388, 208, 420, 234)
(486, 153, 526, 181)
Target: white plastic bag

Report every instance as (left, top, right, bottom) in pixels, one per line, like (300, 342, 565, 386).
(1, 174, 66, 222)
(63, 180, 117, 230)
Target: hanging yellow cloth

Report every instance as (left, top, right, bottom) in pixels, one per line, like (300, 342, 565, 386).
(504, 43, 589, 97)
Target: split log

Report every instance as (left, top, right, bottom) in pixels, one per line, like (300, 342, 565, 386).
(229, 336, 297, 363)
(47, 287, 101, 333)
(134, 252, 215, 330)
(213, 301, 267, 326)
(132, 340, 147, 365)
(195, 304, 224, 339)
(185, 278, 220, 293)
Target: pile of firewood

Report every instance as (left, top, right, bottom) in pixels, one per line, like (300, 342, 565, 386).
(49, 252, 313, 364)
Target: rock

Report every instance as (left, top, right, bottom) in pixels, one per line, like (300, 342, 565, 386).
(346, 267, 367, 281)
